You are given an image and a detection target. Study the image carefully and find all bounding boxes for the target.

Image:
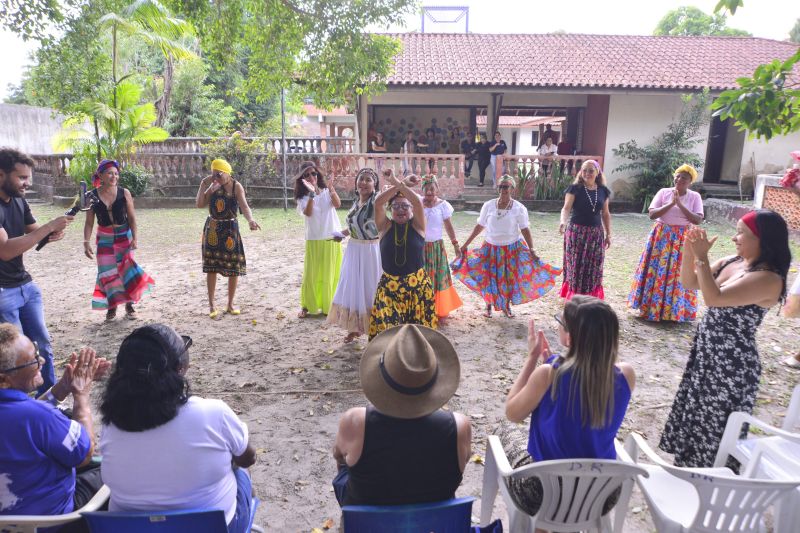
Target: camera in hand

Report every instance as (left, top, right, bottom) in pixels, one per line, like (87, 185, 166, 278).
(36, 181, 97, 251)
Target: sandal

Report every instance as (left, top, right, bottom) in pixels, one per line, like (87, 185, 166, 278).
(105, 307, 117, 321)
(782, 355, 800, 369)
(225, 308, 241, 316)
(209, 309, 220, 319)
(298, 308, 309, 318)
(344, 332, 360, 343)
(125, 303, 137, 320)
(503, 306, 515, 318)
(483, 304, 493, 318)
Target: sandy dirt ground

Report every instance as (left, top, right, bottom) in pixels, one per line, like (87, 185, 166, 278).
(23, 205, 800, 532)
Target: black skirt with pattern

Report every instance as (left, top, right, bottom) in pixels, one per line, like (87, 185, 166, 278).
(202, 185, 246, 276)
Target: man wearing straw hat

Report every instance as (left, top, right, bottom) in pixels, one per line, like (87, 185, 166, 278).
(332, 324, 472, 506)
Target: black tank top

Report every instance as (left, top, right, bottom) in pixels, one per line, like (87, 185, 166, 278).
(344, 406, 462, 506)
(90, 187, 128, 227)
(380, 221, 425, 276)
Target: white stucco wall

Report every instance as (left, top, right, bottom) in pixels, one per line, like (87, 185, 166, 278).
(0, 104, 66, 154)
(603, 93, 709, 193)
(741, 132, 800, 175)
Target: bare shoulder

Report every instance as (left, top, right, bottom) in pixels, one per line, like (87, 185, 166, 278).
(616, 362, 636, 391)
(339, 407, 366, 431)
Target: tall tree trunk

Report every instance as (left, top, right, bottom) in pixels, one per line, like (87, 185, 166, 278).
(155, 54, 174, 127)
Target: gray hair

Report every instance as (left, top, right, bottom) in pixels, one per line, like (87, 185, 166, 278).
(0, 324, 21, 372)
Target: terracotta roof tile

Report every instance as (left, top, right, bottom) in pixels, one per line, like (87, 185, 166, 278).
(382, 33, 800, 91)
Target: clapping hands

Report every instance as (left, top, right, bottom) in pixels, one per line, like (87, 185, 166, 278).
(61, 348, 110, 398)
(686, 227, 718, 257)
(527, 318, 551, 363)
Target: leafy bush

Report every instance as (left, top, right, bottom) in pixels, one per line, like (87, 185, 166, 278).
(515, 160, 573, 200)
(202, 134, 275, 185)
(612, 91, 709, 209)
(119, 165, 151, 197)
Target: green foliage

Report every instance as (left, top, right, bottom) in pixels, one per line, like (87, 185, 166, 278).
(55, 79, 169, 178)
(613, 92, 709, 208)
(202, 134, 274, 185)
(514, 161, 572, 200)
(0, 0, 81, 41)
(168, 0, 416, 108)
(654, 6, 750, 36)
(711, 52, 800, 140)
(119, 164, 151, 196)
(66, 143, 101, 187)
(714, 0, 744, 15)
(164, 59, 235, 136)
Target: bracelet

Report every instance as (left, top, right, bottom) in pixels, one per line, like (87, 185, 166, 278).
(308, 191, 316, 199)
(694, 259, 706, 267)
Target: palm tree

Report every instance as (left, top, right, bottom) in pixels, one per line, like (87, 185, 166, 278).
(99, 0, 196, 125)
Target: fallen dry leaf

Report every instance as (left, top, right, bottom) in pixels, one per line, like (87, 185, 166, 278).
(470, 454, 484, 464)
(322, 518, 334, 529)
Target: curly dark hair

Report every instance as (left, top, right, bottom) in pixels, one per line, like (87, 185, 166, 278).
(100, 324, 192, 432)
(0, 148, 35, 175)
(750, 209, 792, 302)
(293, 162, 327, 200)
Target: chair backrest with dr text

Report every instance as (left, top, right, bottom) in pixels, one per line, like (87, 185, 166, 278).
(341, 497, 475, 533)
(481, 435, 646, 533)
(81, 509, 227, 533)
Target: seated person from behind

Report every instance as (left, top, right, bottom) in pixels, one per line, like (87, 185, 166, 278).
(499, 295, 635, 515)
(0, 323, 108, 530)
(98, 324, 257, 533)
(332, 324, 471, 506)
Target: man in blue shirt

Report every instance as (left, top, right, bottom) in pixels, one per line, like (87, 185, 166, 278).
(0, 148, 74, 395)
(0, 323, 108, 526)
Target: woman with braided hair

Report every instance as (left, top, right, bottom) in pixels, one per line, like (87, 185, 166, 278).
(420, 175, 462, 318)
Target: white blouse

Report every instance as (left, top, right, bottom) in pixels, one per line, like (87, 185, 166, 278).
(478, 199, 529, 246)
(296, 189, 342, 240)
(423, 200, 454, 242)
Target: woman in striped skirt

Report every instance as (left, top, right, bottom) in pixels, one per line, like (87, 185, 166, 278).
(421, 176, 462, 318)
(83, 159, 155, 320)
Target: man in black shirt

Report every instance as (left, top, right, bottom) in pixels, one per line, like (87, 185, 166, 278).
(460, 131, 477, 178)
(0, 148, 73, 395)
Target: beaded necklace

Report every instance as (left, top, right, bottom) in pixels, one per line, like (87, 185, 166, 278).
(583, 185, 598, 213)
(496, 197, 512, 218)
(393, 221, 409, 267)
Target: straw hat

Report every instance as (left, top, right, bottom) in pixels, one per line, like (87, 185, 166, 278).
(360, 325, 460, 419)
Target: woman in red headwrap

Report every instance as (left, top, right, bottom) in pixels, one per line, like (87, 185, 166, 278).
(84, 159, 155, 320)
(659, 209, 791, 467)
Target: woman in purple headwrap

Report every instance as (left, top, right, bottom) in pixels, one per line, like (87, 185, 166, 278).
(83, 159, 155, 320)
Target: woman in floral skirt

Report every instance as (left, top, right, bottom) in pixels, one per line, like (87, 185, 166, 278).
(420, 175, 462, 318)
(454, 175, 561, 318)
(628, 164, 704, 321)
(558, 160, 611, 299)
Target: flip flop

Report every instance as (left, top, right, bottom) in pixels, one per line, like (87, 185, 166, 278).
(209, 309, 220, 319)
(483, 305, 493, 318)
(344, 332, 360, 343)
(503, 307, 515, 318)
(225, 308, 241, 316)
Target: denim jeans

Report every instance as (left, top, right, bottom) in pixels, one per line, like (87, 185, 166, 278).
(227, 467, 254, 533)
(0, 281, 55, 394)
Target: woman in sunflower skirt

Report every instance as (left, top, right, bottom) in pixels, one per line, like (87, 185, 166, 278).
(196, 159, 260, 318)
(627, 164, 704, 321)
(295, 161, 343, 318)
(455, 175, 561, 318)
(83, 159, 155, 320)
(368, 170, 437, 340)
(421, 175, 462, 318)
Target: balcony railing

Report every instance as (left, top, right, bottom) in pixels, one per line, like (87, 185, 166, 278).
(135, 136, 355, 155)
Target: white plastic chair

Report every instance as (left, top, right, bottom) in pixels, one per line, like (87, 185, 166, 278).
(480, 435, 647, 533)
(0, 485, 110, 533)
(624, 432, 800, 533)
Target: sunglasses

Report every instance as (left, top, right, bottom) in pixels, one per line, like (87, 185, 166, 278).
(0, 341, 41, 373)
(553, 314, 565, 329)
(498, 185, 512, 190)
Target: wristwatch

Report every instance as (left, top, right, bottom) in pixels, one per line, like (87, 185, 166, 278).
(308, 191, 316, 199)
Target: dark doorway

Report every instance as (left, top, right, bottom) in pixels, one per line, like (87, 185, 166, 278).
(704, 116, 730, 184)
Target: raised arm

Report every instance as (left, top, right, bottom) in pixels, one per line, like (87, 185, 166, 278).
(0, 217, 73, 261)
(506, 320, 554, 423)
(196, 175, 218, 208)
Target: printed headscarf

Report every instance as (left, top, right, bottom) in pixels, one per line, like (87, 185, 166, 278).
(92, 159, 119, 188)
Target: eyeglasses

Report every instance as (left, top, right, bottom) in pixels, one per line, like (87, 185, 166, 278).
(181, 335, 193, 353)
(0, 341, 42, 373)
(553, 314, 565, 329)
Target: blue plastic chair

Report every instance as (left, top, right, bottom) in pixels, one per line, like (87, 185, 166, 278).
(82, 497, 263, 533)
(342, 497, 475, 533)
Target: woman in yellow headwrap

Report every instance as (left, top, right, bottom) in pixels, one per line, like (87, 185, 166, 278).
(196, 159, 261, 318)
(627, 164, 704, 321)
